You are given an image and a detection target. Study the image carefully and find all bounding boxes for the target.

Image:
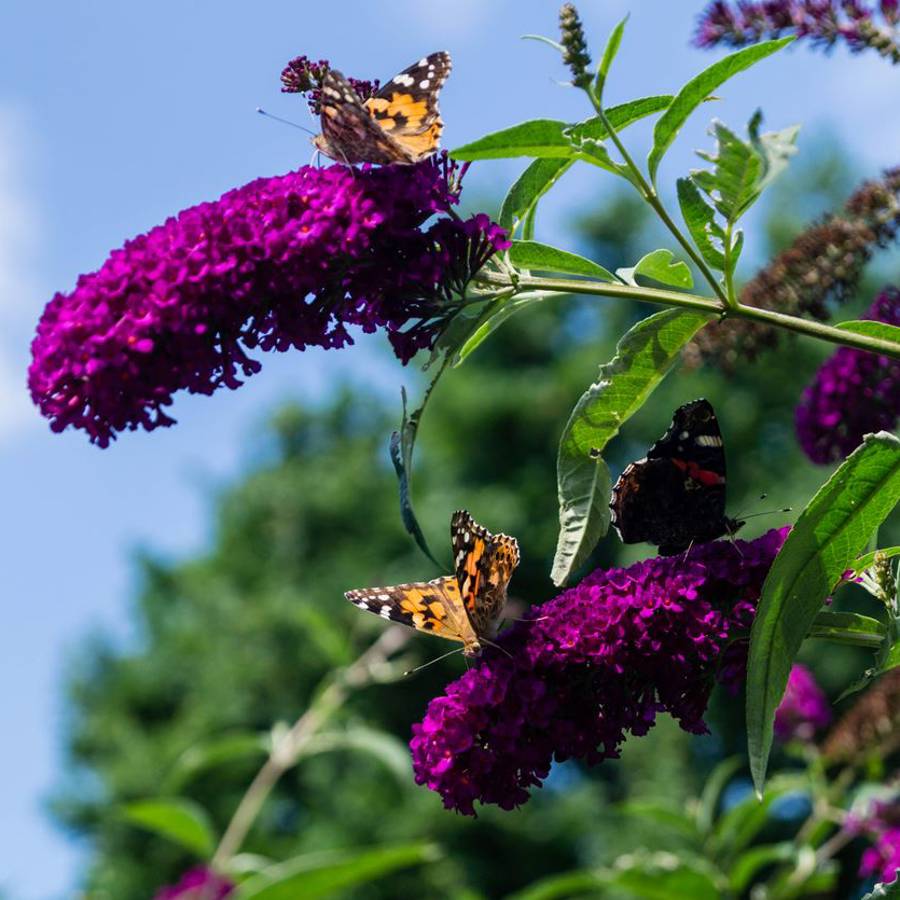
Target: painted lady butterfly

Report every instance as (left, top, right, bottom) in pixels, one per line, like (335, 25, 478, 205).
(313, 51, 451, 165)
(345, 509, 519, 657)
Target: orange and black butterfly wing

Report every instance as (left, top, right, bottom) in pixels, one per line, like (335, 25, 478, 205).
(317, 68, 413, 165)
(364, 51, 451, 161)
(344, 575, 476, 645)
(451, 509, 520, 637)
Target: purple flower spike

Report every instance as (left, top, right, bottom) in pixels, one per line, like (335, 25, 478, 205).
(411, 529, 789, 815)
(695, 1, 900, 62)
(154, 867, 234, 900)
(29, 157, 507, 446)
(773, 663, 832, 742)
(795, 288, 900, 464)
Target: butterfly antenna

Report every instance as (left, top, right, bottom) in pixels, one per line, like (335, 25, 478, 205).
(741, 507, 793, 521)
(481, 638, 514, 659)
(403, 646, 464, 677)
(256, 107, 318, 137)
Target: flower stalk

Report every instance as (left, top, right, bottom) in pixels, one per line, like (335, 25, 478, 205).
(210, 626, 409, 871)
(474, 270, 900, 359)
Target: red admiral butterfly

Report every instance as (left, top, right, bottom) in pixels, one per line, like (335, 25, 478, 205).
(610, 399, 744, 556)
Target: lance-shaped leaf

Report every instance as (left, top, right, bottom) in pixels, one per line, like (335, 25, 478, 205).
(691, 114, 798, 224)
(746, 432, 900, 793)
(677, 177, 726, 271)
(235, 843, 438, 900)
(595, 15, 629, 100)
(648, 38, 793, 181)
(508, 241, 615, 280)
(452, 120, 571, 160)
(499, 158, 574, 234)
(122, 797, 216, 857)
(551, 309, 711, 585)
(837, 319, 900, 346)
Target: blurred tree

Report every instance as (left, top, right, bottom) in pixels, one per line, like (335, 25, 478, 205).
(54, 148, 889, 898)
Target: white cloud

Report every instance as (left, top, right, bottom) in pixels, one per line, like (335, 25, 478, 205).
(0, 107, 40, 441)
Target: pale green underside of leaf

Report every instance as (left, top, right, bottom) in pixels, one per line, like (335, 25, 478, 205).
(616, 248, 693, 289)
(836, 319, 900, 346)
(551, 309, 711, 586)
(648, 37, 793, 181)
(746, 431, 900, 794)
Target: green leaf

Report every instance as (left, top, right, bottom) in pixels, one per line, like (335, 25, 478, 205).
(567, 96, 674, 144)
(617, 249, 693, 290)
(499, 158, 574, 234)
(390, 382, 448, 569)
(235, 843, 438, 900)
(648, 38, 794, 181)
(836, 319, 900, 346)
(121, 797, 216, 857)
(452, 120, 571, 160)
(551, 309, 711, 585)
(595, 16, 629, 99)
(691, 114, 797, 223)
(521, 34, 565, 53)
(863, 879, 900, 898)
(508, 241, 615, 280)
(808, 610, 885, 645)
(455, 292, 554, 364)
(712, 776, 807, 857)
(163, 732, 268, 793)
(747, 432, 900, 794)
(456, 96, 673, 165)
(618, 801, 701, 842)
(677, 178, 726, 271)
(504, 870, 607, 900)
(729, 843, 795, 894)
(696, 756, 743, 837)
(296, 727, 411, 782)
(608, 853, 721, 900)
(852, 546, 900, 574)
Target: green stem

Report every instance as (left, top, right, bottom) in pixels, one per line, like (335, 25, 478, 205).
(808, 610, 885, 650)
(210, 627, 410, 872)
(586, 92, 731, 307)
(723, 222, 737, 306)
(473, 271, 900, 360)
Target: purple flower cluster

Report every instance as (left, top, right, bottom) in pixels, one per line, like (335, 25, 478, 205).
(773, 663, 832, 742)
(29, 157, 508, 445)
(846, 799, 900, 885)
(695, 1, 900, 62)
(154, 867, 233, 900)
(280, 55, 380, 114)
(795, 288, 900, 464)
(411, 529, 788, 815)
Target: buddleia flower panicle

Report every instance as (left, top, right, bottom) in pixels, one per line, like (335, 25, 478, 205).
(559, 3, 593, 88)
(154, 867, 234, 900)
(411, 529, 788, 815)
(773, 663, 832, 743)
(28, 156, 508, 446)
(795, 287, 900, 464)
(845, 797, 900, 885)
(823, 668, 900, 761)
(695, 1, 900, 63)
(684, 167, 900, 372)
(280, 55, 380, 114)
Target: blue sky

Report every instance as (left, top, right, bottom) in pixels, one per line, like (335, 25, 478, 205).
(1, 1, 897, 897)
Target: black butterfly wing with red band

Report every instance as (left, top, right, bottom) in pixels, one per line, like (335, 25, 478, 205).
(610, 399, 744, 555)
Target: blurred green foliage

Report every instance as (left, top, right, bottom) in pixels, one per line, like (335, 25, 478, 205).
(54, 146, 895, 898)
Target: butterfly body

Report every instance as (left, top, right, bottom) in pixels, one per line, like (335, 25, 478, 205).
(610, 399, 743, 555)
(345, 509, 519, 657)
(313, 52, 451, 166)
